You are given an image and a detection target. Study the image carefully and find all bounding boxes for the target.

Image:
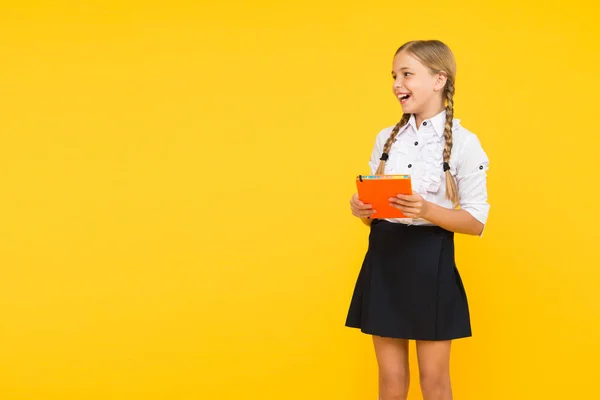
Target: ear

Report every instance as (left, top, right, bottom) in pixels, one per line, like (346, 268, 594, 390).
(433, 72, 448, 92)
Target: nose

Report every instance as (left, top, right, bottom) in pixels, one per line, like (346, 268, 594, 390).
(393, 78, 403, 89)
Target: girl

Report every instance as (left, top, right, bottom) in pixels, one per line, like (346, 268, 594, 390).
(345, 40, 490, 400)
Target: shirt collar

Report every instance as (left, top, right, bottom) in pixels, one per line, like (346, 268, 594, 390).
(399, 110, 448, 137)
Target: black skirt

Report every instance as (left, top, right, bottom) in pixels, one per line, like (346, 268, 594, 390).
(345, 219, 472, 341)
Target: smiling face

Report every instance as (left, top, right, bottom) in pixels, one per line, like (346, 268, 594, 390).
(391, 50, 447, 117)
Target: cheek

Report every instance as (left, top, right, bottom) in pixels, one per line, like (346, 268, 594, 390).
(405, 81, 419, 94)
(405, 84, 420, 100)
(408, 82, 431, 100)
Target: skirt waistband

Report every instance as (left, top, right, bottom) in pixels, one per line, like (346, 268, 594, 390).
(371, 218, 453, 236)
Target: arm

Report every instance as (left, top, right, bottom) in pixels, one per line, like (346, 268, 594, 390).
(422, 203, 483, 235)
(391, 134, 490, 236)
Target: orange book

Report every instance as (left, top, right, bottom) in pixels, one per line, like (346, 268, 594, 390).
(356, 174, 413, 219)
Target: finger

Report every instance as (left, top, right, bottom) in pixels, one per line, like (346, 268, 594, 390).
(353, 210, 376, 218)
(351, 205, 375, 214)
(401, 212, 418, 218)
(357, 201, 372, 208)
(396, 194, 421, 201)
(402, 212, 420, 219)
(352, 200, 372, 209)
(390, 203, 421, 215)
(390, 197, 420, 207)
(352, 193, 365, 204)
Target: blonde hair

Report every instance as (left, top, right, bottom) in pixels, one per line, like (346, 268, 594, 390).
(375, 40, 459, 207)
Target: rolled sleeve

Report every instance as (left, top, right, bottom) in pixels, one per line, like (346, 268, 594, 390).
(456, 135, 490, 234)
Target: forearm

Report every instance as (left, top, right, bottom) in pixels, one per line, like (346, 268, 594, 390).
(423, 202, 484, 236)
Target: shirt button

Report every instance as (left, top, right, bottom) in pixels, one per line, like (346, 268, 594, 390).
(414, 141, 419, 146)
(408, 164, 412, 168)
(479, 165, 484, 170)
(423, 121, 427, 126)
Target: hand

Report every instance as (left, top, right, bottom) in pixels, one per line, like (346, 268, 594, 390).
(350, 193, 375, 219)
(389, 192, 430, 219)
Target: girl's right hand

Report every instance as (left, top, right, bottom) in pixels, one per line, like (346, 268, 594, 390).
(350, 193, 375, 219)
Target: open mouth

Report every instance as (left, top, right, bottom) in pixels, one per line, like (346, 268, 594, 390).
(398, 93, 411, 104)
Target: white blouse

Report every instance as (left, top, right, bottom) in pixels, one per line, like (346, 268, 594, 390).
(368, 110, 490, 228)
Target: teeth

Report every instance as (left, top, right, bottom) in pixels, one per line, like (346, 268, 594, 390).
(398, 94, 410, 100)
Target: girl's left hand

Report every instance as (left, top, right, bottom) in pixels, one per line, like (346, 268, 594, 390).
(389, 193, 430, 219)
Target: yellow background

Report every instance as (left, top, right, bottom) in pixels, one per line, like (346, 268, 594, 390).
(1, 1, 598, 399)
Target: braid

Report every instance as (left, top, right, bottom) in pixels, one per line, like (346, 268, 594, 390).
(443, 81, 459, 207)
(375, 113, 411, 175)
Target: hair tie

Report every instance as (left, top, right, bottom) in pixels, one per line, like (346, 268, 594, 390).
(443, 162, 450, 172)
(379, 153, 389, 161)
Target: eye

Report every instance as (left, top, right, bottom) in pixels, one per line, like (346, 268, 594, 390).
(404, 72, 412, 77)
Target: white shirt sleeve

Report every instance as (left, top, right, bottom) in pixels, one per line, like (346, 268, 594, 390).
(456, 134, 490, 229)
(368, 128, 387, 175)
